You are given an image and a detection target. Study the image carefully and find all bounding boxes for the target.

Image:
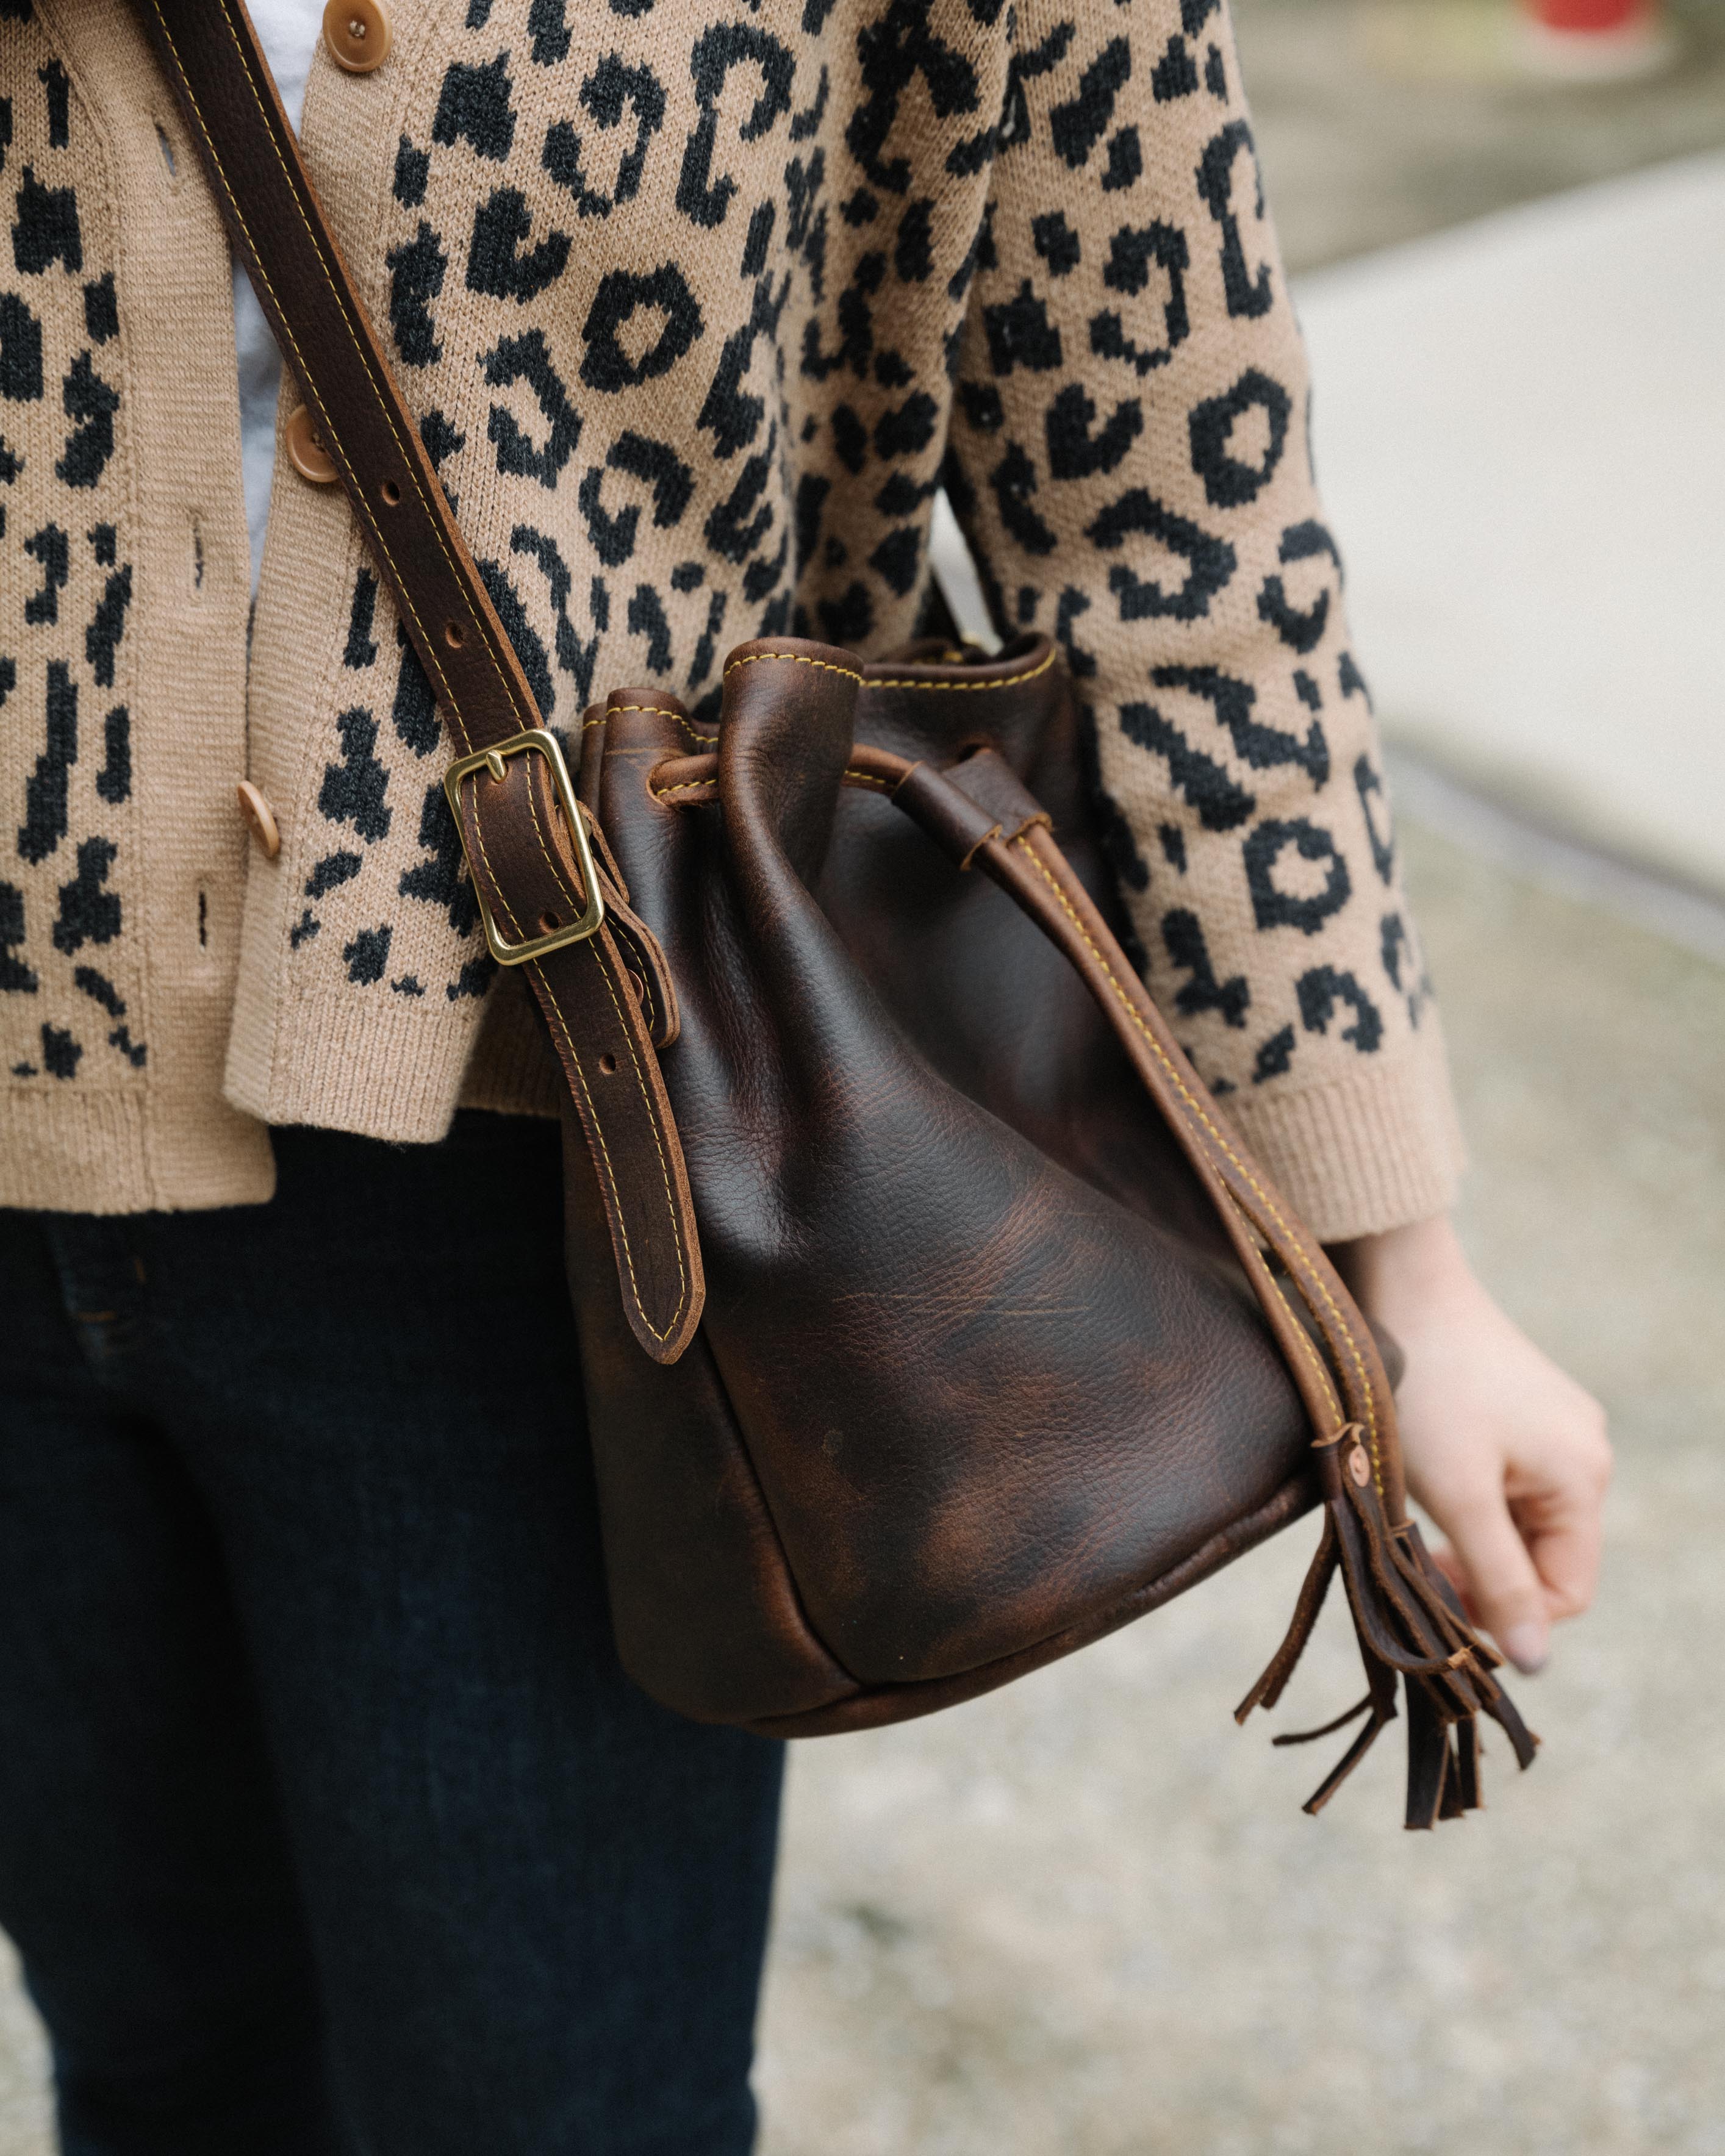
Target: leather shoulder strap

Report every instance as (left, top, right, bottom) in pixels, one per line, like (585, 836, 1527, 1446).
(134, 0, 703, 1361)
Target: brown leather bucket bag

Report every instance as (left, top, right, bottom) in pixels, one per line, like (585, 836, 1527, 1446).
(138, 0, 1537, 1825)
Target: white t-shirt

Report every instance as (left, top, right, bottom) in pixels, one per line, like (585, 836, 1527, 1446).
(234, 0, 326, 586)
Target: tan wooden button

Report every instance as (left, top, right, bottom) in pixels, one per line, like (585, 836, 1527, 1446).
(237, 779, 281, 859)
(323, 0, 390, 71)
(1347, 1441, 1372, 1488)
(284, 403, 338, 485)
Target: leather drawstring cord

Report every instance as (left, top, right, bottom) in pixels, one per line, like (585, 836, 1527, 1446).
(1235, 1425, 1538, 1825)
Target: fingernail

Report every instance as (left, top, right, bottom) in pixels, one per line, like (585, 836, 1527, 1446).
(1502, 1623, 1548, 1675)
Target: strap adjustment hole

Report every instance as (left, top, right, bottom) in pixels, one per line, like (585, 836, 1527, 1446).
(380, 478, 401, 506)
(598, 1051, 618, 1076)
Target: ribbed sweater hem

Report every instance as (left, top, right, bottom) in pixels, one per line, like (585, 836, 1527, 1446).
(1219, 1016, 1467, 1244)
(0, 1086, 276, 1215)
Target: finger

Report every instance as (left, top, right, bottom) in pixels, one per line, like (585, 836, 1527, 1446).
(1435, 1487, 1552, 1675)
(1515, 1489, 1605, 1623)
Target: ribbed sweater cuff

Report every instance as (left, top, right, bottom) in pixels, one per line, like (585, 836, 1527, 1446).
(1219, 1016, 1467, 1244)
(226, 976, 562, 1142)
(225, 989, 484, 1144)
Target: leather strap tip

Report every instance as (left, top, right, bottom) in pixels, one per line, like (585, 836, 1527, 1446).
(627, 1287, 705, 1367)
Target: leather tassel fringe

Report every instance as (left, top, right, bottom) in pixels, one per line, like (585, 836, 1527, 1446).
(1236, 1427, 1539, 1828)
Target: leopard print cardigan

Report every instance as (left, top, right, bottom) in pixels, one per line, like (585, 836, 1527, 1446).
(0, 0, 1463, 1230)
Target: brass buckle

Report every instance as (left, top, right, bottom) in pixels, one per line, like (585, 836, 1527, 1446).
(443, 728, 604, 967)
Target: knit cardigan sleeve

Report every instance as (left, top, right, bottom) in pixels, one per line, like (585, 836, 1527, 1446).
(940, 0, 1465, 1241)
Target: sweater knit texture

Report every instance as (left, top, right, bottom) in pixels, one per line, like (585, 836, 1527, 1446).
(0, 0, 1464, 1236)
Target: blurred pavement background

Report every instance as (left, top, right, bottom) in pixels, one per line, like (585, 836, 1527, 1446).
(760, 5, 1725, 2150)
(2, 2, 1722, 2149)
(1300, 158, 1725, 894)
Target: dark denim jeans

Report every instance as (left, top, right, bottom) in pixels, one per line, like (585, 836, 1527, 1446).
(0, 1114, 785, 2156)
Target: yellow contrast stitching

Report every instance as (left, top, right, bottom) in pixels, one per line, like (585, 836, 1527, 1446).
(1260, 1242, 1383, 1489)
(533, 962, 686, 1343)
(485, 801, 686, 1341)
(608, 703, 717, 747)
(522, 771, 583, 915)
(584, 938, 689, 1330)
(862, 646, 1059, 694)
(650, 765, 889, 801)
(723, 652, 864, 686)
(153, 0, 529, 754)
(1267, 1275, 1343, 1424)
(461, 787, 528, 946)
(1016, 831, 1379, 1464)
(1012, 835, 1380, 1475)
(469, 777, 687, 1347)
(715, 645, 1052, 699)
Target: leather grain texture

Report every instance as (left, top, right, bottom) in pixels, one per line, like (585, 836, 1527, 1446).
(570, 637, 1314, 1723)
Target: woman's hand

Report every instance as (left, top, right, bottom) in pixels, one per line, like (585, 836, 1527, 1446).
(1329, 1214, 1612, 1675)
